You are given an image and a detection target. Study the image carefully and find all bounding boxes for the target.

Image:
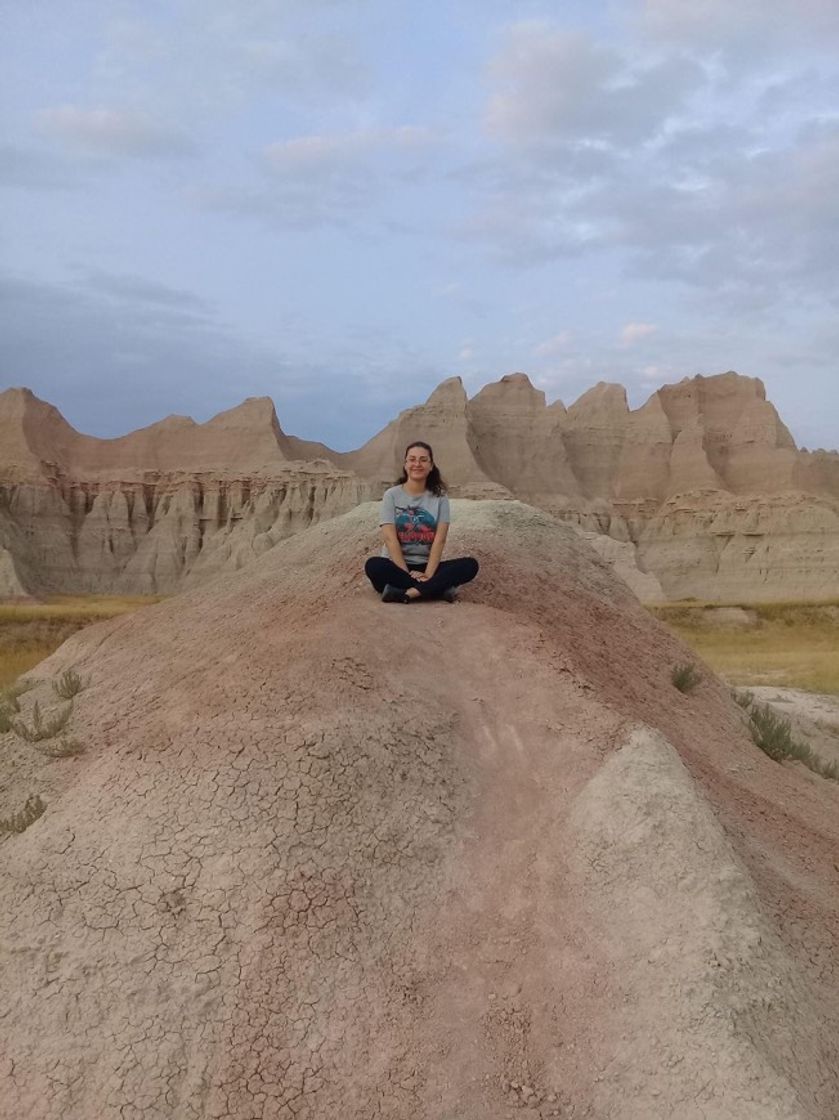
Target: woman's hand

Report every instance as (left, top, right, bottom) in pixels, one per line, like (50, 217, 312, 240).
(411, 571, 430, 581)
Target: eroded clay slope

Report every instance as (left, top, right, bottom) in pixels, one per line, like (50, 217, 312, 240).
(2, 502, 837, 1119)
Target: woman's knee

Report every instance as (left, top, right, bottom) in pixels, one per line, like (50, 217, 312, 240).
(463, 557, 479, 580)
(365, 556, 386, 578)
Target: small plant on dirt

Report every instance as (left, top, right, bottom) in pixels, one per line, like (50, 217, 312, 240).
(0, 794, 46, 835)
(11, 700, 73, 743)
(36, 736, 87, 759)
(735, 691, 839, 782)
(0, 707, 12, 734)
(671, 663, 701, 693)
(53, 668, 85, 700)
(746, 700, 799, 762)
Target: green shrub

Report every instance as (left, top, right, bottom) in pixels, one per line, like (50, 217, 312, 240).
(671, 663, 701, 693)
(0, 794, 46, 835)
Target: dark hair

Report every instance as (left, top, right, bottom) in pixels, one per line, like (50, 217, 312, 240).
(396, 440, 447, 496)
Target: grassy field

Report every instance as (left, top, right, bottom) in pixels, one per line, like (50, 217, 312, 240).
(651, 601, 839, 696)
(0, 597, 163, 689)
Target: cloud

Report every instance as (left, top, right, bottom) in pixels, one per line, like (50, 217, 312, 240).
(92, 3, 372, 118)
(264, 125, 433, 174)
(640, 0, 839, 52)
(238, 33, 369, 102)
(79, 270, 212, 314)
(619, 322, 658, 346)
(0, 144, 82, 191)
(36, 105, 195, 158)
(463, 13, 839, 315)
(533, 331, 574, 357)
(486, 22, 704, 149)
(596, 120, 839, 307)
(198, 125, 437, 230)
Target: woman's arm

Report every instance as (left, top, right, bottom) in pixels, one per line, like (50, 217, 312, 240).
(422, 521, 449, 578)
(381, 523, 409, 571)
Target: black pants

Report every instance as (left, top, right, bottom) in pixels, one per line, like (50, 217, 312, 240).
(365, 556, 479, 599)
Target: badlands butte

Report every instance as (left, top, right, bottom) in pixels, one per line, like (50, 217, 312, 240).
(1, 370, 838, 602)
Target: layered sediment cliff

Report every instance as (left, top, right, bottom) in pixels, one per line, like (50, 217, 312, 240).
(0, 389, 370, 595)
(1, 372, 837, 601)
(343, 371, 839, 602)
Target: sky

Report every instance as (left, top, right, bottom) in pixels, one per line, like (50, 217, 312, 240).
(1, 0, 838, 452)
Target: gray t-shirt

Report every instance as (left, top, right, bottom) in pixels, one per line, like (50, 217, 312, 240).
(380, 485, 451, 565)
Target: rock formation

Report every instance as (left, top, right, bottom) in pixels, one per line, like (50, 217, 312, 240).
(341, 371, 839, 602)
(1, 372, 837, 601)
(2, 502, 837, 1118)
(0, 387, 371, 595)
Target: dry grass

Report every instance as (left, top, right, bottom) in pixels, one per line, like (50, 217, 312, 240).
(652, 601, 839, 696)
(0, 595, 162, 689)
(0, 595, 163, 623)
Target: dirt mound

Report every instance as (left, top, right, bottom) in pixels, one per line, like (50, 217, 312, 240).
(1, 501, 837, 1119)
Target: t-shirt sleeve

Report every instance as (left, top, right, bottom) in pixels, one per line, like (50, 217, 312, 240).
(439, 495, 451, 524)
(380, 488, 396, 525)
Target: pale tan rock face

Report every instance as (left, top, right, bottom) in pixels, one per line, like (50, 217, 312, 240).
(467, 373, 579, 500)
(0, 473, 370, 595)
(344, 377, 508, 497)
(637, 490, 839, 602)
(655, 373, 799, 495)
(1, 386, 330, 479)
(563, 382, 632, 497)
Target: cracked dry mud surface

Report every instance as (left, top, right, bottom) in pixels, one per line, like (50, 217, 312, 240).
(2, 500, 838, 1120)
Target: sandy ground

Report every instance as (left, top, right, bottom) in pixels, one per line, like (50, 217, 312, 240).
(1, 500, 838, 1120)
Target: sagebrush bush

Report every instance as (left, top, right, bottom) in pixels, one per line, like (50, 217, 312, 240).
(53, 668, 85, 700)
(671, 663, 701, 693)
(736, 691, 838, 782)
(11, 700, 73, 743)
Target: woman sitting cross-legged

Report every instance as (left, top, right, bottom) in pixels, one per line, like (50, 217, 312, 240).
(364, 441, 479, 603)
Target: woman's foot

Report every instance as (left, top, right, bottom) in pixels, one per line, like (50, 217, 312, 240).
(382, 584, 409, 603)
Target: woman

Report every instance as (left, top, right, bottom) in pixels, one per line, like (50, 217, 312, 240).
(364, 441, 479, 603)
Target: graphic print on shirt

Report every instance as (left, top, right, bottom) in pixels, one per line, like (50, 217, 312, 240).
(395, 504, 436, 550)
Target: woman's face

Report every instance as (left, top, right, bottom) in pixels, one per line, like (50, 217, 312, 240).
(404, 445, 433, 486)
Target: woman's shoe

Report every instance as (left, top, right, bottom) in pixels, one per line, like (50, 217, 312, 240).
(381, 584, 409, 603)
(441, 587, 458, 603)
